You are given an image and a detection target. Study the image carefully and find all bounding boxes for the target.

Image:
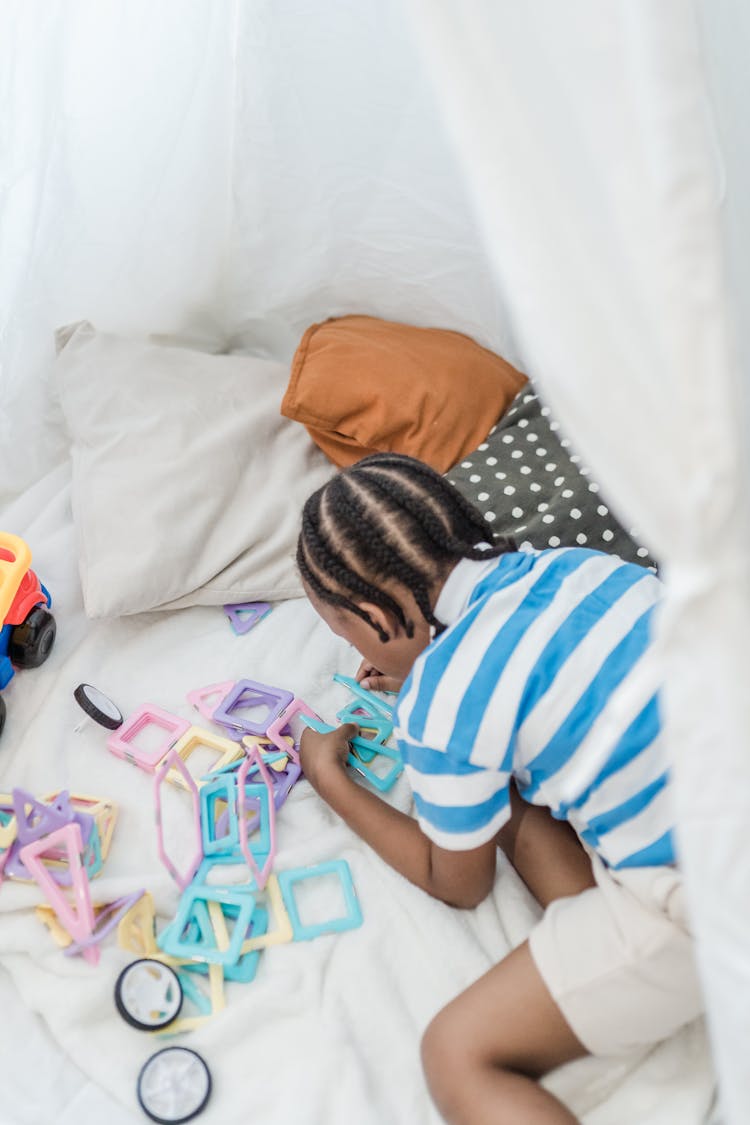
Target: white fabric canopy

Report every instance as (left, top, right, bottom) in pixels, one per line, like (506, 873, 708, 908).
(2, 0, 749, 1119)
(1, 0, 519, 503)
(0, 1, 235, 503)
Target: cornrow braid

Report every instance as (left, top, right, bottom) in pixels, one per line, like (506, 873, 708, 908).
(298, 494, 401, 641)
(359, 452, 502, 553)
(332, 480, 430, 634)
(297, 452, 516, 641)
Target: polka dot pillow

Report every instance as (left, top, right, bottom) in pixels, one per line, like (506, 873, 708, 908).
(446, 386, 656, 569)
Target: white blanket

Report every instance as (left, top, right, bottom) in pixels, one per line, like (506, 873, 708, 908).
(0, 466, 717, 1125)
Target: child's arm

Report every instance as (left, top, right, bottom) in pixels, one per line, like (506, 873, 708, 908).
(300, 724, 498, 910)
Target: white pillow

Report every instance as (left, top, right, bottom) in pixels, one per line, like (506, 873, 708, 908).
(56, 322, 335, 617)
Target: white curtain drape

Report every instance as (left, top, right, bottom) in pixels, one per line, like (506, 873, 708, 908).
(406, 1, 750, 1119)
(1, 0, 523, 507)
(0, 0, 235, 505)
(224, 0, 519, 361)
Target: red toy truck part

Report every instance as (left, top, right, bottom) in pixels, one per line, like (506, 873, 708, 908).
(0, 534, 47, 626)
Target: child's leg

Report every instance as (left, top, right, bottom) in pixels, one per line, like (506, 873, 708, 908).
(421, 940, 584, 1125)
(422, 785, 596, 1123)
(422, 805, 701, 1125)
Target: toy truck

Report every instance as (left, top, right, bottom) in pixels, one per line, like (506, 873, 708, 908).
(0, 533, 56, 736)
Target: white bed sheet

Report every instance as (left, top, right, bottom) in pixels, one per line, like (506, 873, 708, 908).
(0, 465, 717, 1125)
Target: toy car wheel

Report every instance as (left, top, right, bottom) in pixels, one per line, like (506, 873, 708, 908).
(114, 959, 183, 1031)
(0, 695, 5, 737)
(74, 683, 124, 730)
(137, 1046, 212, 1124)
(9, 606, 56, 668)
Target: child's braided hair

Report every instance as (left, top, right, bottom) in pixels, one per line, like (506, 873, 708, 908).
(297, 452, 515, 641)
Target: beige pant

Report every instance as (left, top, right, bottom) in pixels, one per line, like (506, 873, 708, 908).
(528, 852, 704, 1056)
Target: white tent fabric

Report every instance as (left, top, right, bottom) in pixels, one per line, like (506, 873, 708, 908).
(0, 1, 235, 505)
(1, 0, 748, 1121)
(1, 0, 520, 504)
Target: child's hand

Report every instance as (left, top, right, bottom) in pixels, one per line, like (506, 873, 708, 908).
(300, 722, 359, 790)
(355, 659, 403, 694)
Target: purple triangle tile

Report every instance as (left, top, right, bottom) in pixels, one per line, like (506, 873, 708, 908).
(223, 601, 272, 635)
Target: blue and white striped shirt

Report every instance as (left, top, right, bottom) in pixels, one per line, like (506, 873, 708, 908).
(395, 548, 673, 869)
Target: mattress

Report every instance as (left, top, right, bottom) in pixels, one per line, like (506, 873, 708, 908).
(0, 464, 717, 1125)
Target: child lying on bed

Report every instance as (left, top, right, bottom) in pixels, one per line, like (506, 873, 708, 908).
(296, 452, 703, 1125)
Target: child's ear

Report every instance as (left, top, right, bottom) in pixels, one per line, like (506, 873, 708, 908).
(358, 601, 400, 642)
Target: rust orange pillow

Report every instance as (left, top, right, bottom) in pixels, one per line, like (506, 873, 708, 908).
(280, 315, 527, 472)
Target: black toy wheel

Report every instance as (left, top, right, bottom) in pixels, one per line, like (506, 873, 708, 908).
(74, 683, 124, 730)
(9, 606, 56, 668)
(0, 695, 5, 737)
(115, 959, 183, 1031)
(137, 1047, 212, 1124)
